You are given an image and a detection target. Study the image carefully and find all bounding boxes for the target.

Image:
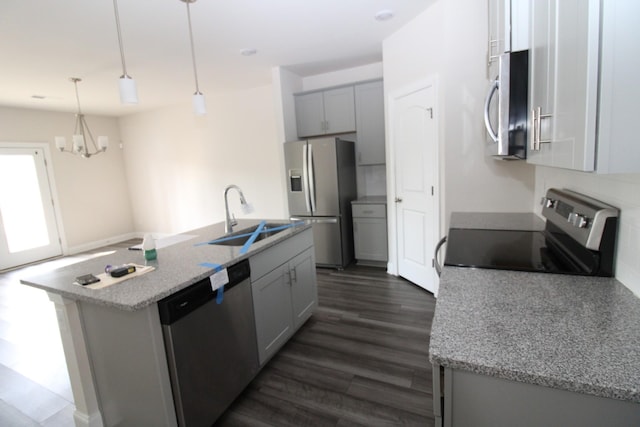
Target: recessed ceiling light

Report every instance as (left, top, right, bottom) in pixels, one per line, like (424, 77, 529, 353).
(240, 48, 257, 56)
(374, 9, 394, 21)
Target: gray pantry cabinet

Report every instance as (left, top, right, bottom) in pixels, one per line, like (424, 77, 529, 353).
(528, 0, 640, 173)
(354, 80, 386, 165)
(250, 227, 317, 365)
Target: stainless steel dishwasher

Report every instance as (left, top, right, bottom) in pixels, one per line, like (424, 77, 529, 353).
(158, 259, 259, 426)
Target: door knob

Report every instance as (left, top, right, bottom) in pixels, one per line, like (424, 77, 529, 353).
(395, 197, 403, 203)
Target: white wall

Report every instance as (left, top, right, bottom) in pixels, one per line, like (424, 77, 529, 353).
(302, 63, 383, 92)
(0, 106, 135, 252)
(118, 84, 287, 235)
(534, 168, 640, 296)
(383, 0, 536, 234)
(272, 67, 303, 143)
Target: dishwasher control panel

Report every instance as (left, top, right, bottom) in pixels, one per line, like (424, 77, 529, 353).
(158, 259, 250, 325)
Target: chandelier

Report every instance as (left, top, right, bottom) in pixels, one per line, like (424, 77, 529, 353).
(54, 78, 108, 159)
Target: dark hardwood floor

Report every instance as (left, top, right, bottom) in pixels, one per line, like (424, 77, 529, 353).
(0, 246, 436, 426)
(217, 266, 436, 426)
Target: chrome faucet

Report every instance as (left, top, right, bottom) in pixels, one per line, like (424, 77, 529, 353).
(224, 185, 251, 233)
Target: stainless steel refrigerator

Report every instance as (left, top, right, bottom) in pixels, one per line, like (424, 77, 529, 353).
(284, 137, 356, 268)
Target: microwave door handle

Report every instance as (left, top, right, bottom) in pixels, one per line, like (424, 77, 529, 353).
(302, 144, 312, 213)
(484, 79, 499, 143)
(308, 143, 317, 213)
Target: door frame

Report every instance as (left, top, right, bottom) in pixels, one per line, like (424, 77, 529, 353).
(385, 76, 442, 292)
(0, 142, 67, 265)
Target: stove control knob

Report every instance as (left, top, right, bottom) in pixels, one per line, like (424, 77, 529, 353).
(568, 212, 588, 228)
(541, 197, 556, 208)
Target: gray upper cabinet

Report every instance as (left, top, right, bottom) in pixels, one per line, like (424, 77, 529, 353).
(355, 80, 386, 165)
(527, 0, 640, 173)
(295, 86, 356, 137)
(487, 0, 530, 77)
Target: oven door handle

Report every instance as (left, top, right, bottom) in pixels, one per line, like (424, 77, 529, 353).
(434, 236, 447, 277)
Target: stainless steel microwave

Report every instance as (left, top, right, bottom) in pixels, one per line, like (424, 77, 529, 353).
(484, 50, 529, 159)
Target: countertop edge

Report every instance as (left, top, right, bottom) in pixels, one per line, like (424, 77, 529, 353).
(428, 353, 640, 403)
(20, 220, 312, 312)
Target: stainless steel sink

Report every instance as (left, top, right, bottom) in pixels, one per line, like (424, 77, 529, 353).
(208, 223, 286, 246)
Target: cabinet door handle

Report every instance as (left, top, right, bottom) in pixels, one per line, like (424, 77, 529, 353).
(488, 39, 499, 67)
(530, 107, 553, 151)
(291, 267, 297, 284)
(394, 197, 403, 203)
(530, 108, 538, 151)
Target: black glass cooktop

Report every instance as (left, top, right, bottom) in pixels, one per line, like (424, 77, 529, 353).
(444, 228, 596, 275)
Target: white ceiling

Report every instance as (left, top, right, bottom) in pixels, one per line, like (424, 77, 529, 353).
(0, 0, 434, 117)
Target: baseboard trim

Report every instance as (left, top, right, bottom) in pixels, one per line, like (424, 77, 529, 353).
(65, 232, 141, 255)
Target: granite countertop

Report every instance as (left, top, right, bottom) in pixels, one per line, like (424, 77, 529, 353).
(429, 267, 640, 403)
(351, 196, 387, 204)
(20, 219, 310, 311)
(429, 212, 640, 404)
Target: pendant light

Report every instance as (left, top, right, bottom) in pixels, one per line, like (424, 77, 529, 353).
(180, 0, 206, 115)
(55, 78, 108, 159)
(113, 0, 138, 104)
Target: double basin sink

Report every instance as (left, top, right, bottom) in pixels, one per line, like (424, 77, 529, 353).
(208, 223, 287, 247)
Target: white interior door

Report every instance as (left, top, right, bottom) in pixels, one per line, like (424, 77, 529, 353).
(0, 146, 62, 270)
(392, 84, 438, 294)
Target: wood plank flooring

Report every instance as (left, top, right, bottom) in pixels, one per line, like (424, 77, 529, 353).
(216, 266, 436, 426)
(0, 248, 436, 426)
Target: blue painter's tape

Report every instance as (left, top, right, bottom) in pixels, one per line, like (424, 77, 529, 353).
(199, 262, 222, 271)
(240, 220, 266, 254)
(216, 285, 224, 304)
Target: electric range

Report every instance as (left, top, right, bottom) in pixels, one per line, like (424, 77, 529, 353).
(443, 189, 619, 277)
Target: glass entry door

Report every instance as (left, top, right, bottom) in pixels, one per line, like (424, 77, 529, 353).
(0, 146, 62, 270)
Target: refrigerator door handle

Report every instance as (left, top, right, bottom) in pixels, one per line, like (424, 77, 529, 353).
(290, 217, 338, 224)
(302, 143, 312, 213)
(308, 144, 317, 212)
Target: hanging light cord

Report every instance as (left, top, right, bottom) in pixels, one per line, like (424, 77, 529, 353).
(113, 0, 129, 77)
(71, 78, 83, 116)
(185, 1, 201, 94)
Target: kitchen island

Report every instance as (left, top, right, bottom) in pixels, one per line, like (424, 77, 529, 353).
(20, 219, 315, 427)
(429, 214, 640, 426)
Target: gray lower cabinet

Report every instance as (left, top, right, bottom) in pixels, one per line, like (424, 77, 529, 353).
(434, 364, 640, 427)
(250, 228, 317, 365)
(352, 201, 388, 264)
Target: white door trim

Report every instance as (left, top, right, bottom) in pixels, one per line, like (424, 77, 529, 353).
(385, 76, 441, 291)
(0, 141, 68, 259)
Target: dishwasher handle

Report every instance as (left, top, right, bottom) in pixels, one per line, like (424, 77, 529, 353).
(434, 236, 447, 277)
